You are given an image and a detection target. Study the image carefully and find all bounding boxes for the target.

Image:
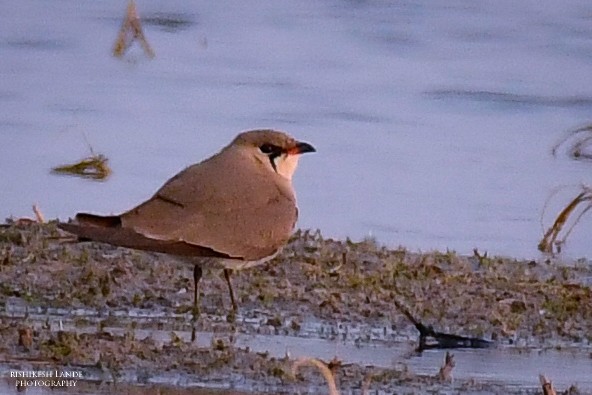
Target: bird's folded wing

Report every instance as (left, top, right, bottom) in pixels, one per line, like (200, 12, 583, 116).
(120, 153, 297, 261)
(58, 222, 232, 258)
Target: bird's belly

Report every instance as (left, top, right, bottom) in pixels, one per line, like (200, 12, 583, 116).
(175, 250, 280, 270)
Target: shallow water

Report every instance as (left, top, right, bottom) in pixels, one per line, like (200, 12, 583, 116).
(2, 2, 592, 258)
(2, 308, 592, 392)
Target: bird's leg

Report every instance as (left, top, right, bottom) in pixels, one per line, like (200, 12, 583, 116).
(223, 269, 238, 313)
(191, 265, 202, 342)
(193, 264, 203, 314)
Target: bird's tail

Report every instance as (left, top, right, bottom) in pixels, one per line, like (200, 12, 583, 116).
(58, 213, 122, 242)
(75, 213, 121, 228)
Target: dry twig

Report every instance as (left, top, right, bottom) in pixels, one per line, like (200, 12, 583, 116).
(113, 0, 155, 59)
(437, 351, 455, 382)
(292, 357, 340, 395)
(392, 295, 494, 351)
(7, 205, 46, 226)
(32, 204, 45, 223)
(539, 185, 592, 254)
(539, 374, 557, 395)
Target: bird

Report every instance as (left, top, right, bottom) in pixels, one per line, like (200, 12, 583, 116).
(58, 129, 315, 316)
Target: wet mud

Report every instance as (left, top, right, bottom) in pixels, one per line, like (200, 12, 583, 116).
(0, 222, 591, 394)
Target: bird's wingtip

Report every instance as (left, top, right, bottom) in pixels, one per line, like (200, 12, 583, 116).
(74, 213, 122, 228)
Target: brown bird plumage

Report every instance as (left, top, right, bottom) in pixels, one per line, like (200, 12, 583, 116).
(59, 129, 315, 316)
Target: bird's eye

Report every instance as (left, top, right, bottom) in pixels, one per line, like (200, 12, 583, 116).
(259, 144, 275, 154)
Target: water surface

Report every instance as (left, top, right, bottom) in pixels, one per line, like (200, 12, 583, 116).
(2, 1, 592, 258)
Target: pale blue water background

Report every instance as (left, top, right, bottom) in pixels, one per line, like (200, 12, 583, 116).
(2, 0, 592, 259)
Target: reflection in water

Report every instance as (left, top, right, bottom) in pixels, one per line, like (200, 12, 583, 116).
(5, 39, 69, 50)
(427, 89, 592, 109)
(142, 13, 196, 33)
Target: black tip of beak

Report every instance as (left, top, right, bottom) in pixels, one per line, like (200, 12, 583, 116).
(293, 141, 316, 154)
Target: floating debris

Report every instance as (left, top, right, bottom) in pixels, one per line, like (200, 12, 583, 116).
(392, 295, 495, 351)
(539, 185, 592, 254)
(552, 124, 592, 161)
(437, 352, 455, 382)
(113, 0, 155, 59)
(52, 154, 111, 180)
(539, 374, 557, 395)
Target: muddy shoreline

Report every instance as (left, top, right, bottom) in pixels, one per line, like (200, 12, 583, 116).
(1, 222, 591, 394)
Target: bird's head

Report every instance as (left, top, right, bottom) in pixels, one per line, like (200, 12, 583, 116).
(231, 129, 316, 180)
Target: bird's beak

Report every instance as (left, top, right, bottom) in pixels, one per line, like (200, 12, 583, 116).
(286, 141, 316, 155)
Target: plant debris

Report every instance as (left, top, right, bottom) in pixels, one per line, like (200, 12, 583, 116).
(1, 205, 46, 227)
(113, 0, 155, 59)
(437, 352, 455, 382)
(292, 357, 339, 395)
(539, 185, 592, 254)
(393, 297, 494, 351)
(0, 224, 591, 394)
(552, 124, 592, 161)
(52, 154, 111, 180)
(540, 374, 557, 395)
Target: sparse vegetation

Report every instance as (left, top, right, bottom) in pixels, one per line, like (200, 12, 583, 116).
(539, 185, 592, 254)
(539, 124, 592, 254)
(0, 224, 591, 393)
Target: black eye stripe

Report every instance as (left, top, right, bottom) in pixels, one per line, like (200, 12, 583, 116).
(259, 144, 282, 172)
(259, 143, 279, 154)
